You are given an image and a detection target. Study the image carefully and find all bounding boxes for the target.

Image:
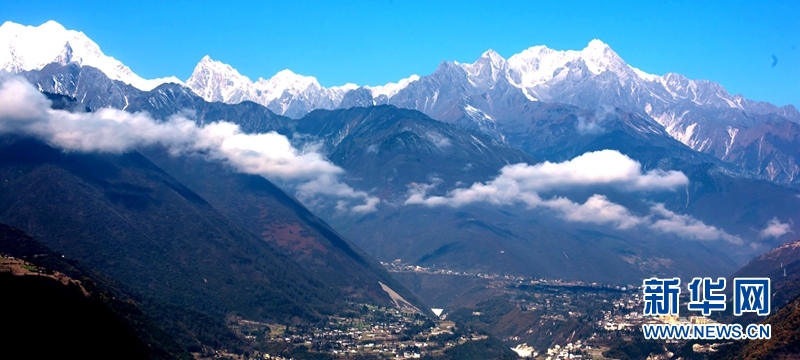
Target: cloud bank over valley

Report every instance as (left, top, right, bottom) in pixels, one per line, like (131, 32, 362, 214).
(0, 76, 379, 213)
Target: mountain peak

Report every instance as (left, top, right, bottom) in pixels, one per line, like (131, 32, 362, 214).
(584, 39, 610, 52)
(269, 69, 321, 92)
(579, 39, 626, 75)
(186, 56, 253, 102)
(0, 21, 181, 90)
(38, 19, 67, 31)
(479, 49, 507, 69)
(275, 68, 297, 77)
(480, 49, 504, 61)
(273, 68, 309, 81)
(456, 49, 508, 87)
(188, 56, 251, 86)
(191, 55, 242, 75)
(185, 55, 367, 116)
(515, 44, 553, 57)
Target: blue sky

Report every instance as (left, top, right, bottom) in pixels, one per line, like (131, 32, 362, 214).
(5, 0, 799, 106)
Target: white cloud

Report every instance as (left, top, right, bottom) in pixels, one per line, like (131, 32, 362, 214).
(759, 218, 792, 239)
(576, 116, 604, 134)
(352, 197, 381, 213)
(406, 150, 687, 208)
(542, 195, 645, 230)
(649, 204, 743, 244)
(424, 131, 452, 149)
(488, 150, 687, 192)
(435, 137, 452, 148)
(296, 174, 381, 213)
(0, 76, 378, 213)
(405, 150, 742, 244)
(575, 104, 616, 135)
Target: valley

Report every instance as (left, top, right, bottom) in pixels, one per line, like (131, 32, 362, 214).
(1, 14, 799, 359)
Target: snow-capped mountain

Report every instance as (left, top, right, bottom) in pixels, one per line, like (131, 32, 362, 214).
(4, 20, 799, 183)
(184, 55, 425, 118)
(180, 39, 799, 183)
(0, 20, 181, 91)
(185, 55, 359, 118)
(377, 40, 800, 184)
(433, 39, 798, 123)
(365, 75, 421, 100)
(180, 36, 797, 127)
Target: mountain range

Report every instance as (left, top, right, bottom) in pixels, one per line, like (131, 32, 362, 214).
(11, 60, 799, 284)
(3, 19, 800, 358)
(4, 20, 800, 285)
(4, 20, 798, 187)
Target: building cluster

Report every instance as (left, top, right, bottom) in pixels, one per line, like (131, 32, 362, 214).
(542, 340, 591, 359)
(226, 262, 733, 360)
(382, 260, 639, 292)
(381, 259, 527, 281)
(599, 292, 718, 332)
(230, 305, 489, 359)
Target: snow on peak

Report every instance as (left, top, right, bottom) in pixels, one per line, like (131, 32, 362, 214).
(186, 55, 254, 102)
(629, 66, 660, 82)
(331, 83, 359, 92)
(185, 56, 362, 113)
(584, 39, 610, 54)
(367, 74, 420, 99)
(267, 69, 322, 94)
(505, 39, 635, 89)
(458, 49, 508, 87)
(506, 44, 578, 88)
(192, 55, 248, 79)
(38, 20, 67, 31)
(480, 49, 505, 63)
(479, 49, 507, 72)
(580, 39, 626, 75)
(0, 20, 181, 91)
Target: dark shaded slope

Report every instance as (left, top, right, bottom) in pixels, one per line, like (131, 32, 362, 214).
(139, 147, 432, 315)
(704, 240, 800, 358)
(9, 85, 432, 316)
(0, 274, 157, 360)
(0, 136, 339, 323)
(713, 293, 800, 359)
(659, 167, 800, 259)
(0, 223, 245, 354)
(730, 239, 800, 310)
(0, 224, 191, 360)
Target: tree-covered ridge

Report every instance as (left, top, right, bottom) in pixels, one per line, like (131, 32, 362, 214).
(0, 223, 191, 360)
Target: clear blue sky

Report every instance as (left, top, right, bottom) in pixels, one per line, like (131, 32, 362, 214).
(5, 0, 799, 106)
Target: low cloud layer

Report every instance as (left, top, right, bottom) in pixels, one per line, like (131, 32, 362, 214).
(649, 204, 742, 244)
(406, 151, 742, 244)
(405, 150, 688, 208)
(759, 218, 792, 239)
(575, 104, 616, 135)
(492, 150, 689, 192)
(0, 76, 378, 213)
